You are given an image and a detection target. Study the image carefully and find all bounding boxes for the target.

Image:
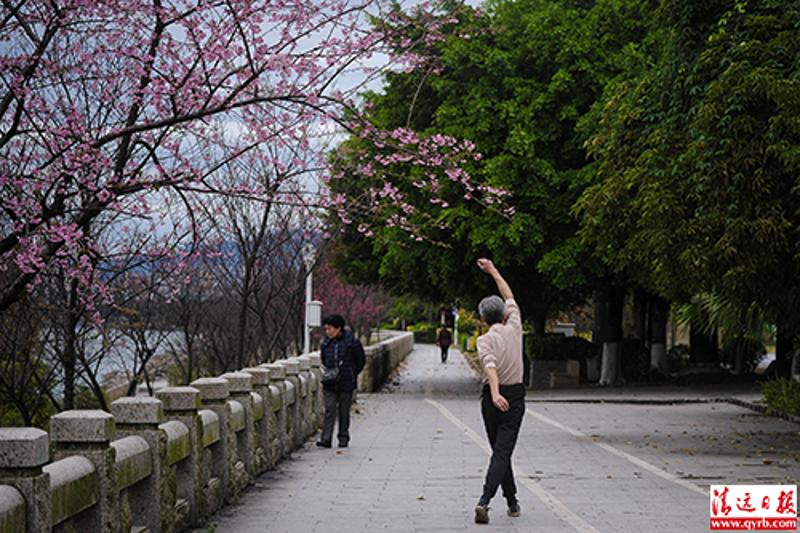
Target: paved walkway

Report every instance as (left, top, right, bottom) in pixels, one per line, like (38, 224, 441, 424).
(207, 345, 800, 533)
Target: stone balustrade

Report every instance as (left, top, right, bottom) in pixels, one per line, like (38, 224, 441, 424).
(0, 332, 413, 533)
(358, 331, 415, 392)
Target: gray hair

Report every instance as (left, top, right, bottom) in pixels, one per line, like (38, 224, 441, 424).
(478, 295, 505, 326)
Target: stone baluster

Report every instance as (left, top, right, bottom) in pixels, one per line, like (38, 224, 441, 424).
(111, 396, 168, 533)
(220, 372, 255, 482)
(190, 377, 237, 504)
(277, 359, 302, 448)
(290, 356, 313, 440)
(156, 386, 203, 527)
(304, 353, 324, 429)
(240, 367, 272, 473)
(262, 363, 289, 458)
(49, 410, 117, 533)
(0, 428, 51, 532)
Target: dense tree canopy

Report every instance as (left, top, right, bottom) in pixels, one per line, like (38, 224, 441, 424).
(578, 0, 800, 333)
(331, 0, 656, 331)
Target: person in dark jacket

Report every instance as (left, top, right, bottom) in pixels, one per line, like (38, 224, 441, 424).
(437, 326, 452, 363)
(316, 314, 366, 448)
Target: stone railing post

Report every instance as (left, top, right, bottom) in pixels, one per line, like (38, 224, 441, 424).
(190, 377, 238, 504)
(290, 356, 314, 440)
(305, 353, 324, 429)
(0, 428, 51, 532)
(111, 396, 168, 533)
(357, 345, 374, 392)
(277, 359, 302, 448)
(49, 410, 117, 533)
(262, 363, 289, 458)
(220, 372, 255, 482)
(241, 367, 272, 472)
(156, 386, 203, 528)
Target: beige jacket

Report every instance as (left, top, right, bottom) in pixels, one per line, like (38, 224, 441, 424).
(477, 299, 524, 385)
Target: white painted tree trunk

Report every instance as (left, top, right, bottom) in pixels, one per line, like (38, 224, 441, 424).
(792, 352, 800, 383)
(733, 346, 745, 376)
(586, 355, 600, 382)
(599, 341, 620, 386)
(650, 343, 668, 374)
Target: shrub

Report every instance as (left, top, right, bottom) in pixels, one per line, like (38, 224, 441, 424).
(407, 322, 438, 343)
(524, 334, 598, 362)
(620, 339, 650, 382)
(456, 309, 481, 336)
(762, 378, 800, 416)
(668, 344, 691, 373)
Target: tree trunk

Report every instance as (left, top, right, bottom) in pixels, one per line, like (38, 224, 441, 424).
(530, 308, 547, 337)
(599, 283, 625, 386)
(649, 296, 669, 375)
(236, 286, 250, 370)
(776, 325, 794, 362)
(588, 290, 606, 382)
(62, 280, 80, 410)
(690, 321, 718, 366)
(632, 288, 649, 345)
(789, 332, 800, 382)
(733, 340, 746, 376)
(184, 329, 194, 385)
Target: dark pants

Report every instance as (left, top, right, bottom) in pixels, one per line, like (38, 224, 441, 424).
(479, 383, 525, 506)
(321, 389, 353, 445)
(440, 345, 449, 362)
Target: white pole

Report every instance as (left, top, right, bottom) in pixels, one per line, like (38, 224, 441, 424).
(454, 310, 459, 350)
(304, 270, 312, 354)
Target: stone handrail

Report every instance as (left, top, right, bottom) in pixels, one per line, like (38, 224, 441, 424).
(358, 331, 415, 392)
(44, 456, 96, 527)
(0, 331, 413, 533)
(0, 485, 24, 532)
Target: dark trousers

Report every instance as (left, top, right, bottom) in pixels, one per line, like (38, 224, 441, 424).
(479, 383, 525, 505)
(321, 389, 353, 445)
(440, 345, 449, 362)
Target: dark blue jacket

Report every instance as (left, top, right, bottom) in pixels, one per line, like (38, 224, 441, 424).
(320, 329, 365, 392)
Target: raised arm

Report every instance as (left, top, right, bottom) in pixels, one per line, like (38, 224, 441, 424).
(477, 258, 514, 301)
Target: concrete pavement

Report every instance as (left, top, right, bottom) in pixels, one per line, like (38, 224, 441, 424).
(205, 344, 800, 533)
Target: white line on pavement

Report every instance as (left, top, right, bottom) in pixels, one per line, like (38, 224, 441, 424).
(525, 407, 707, 496)
(425, 398, 601, 533)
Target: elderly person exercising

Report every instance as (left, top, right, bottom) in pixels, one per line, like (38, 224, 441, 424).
(474, 258, 525, 524)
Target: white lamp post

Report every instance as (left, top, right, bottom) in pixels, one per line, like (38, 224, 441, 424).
(454, 308, 459, 350)
(302, 243, 316, 354)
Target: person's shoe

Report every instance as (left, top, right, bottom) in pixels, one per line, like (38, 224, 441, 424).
(474, 504, 490, 524)
(507, 502, 521, 517)
(316, 440, 331, 448)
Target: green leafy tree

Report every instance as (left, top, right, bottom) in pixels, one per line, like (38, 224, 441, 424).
(578, 0, 800, 366)
(331, 0, 655, 337)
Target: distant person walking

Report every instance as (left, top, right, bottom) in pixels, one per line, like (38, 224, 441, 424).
(317, 314, 366, 449)
(437, 326, 452, 363)
(473, 258, 525, 524)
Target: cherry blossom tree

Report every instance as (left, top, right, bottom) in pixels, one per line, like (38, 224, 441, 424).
(313, 261, 388, 343)
(0, 0, 485, 315)
(0, 0, 508, 422)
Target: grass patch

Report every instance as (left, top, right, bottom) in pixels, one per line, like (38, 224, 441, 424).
(761, 378, 800, 416)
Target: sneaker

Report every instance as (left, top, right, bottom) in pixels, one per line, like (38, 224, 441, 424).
(474, 504, 490, 524)
(507, 503, 521, 517)
(316, 440, 332, 448)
